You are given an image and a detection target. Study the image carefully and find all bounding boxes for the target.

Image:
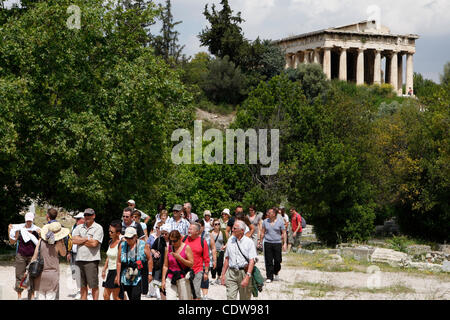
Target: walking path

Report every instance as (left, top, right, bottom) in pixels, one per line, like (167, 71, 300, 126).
(1, 253, 448, 300)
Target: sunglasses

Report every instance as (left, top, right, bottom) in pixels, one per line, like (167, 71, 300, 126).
(214, 223, 220, 226)
(122, 215, 130, 218)
(169, 239, 179, 243)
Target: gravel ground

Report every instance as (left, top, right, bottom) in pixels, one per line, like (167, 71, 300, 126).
(1, 253, 449, 300)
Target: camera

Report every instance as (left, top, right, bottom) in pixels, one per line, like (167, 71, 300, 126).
(125, 267, 139, 281)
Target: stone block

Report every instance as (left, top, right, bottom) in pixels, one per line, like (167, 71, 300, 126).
(438, 245, 450, 255)
(406, 245, 432, 256)
(443, 261, 450, 272)
(370, 248, 409, 267)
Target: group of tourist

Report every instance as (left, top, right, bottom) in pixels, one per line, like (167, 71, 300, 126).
(7, 200, 305, 300)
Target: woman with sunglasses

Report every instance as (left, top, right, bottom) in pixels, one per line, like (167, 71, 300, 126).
(161, 230, 194, 300)
(102, 220, 121, 300)
(210, 218, 228, 285)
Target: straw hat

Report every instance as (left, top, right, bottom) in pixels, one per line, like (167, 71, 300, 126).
(41, 222, 70, 242)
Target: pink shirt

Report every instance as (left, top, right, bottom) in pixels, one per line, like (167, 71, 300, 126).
(167, 244, 187, 279)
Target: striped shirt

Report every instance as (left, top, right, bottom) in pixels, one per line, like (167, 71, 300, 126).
(167, 217, 190, 236)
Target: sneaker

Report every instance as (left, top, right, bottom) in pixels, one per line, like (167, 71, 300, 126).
(74, 291, 81, 300)
(274, 275, 280, 281)
(265, 279, 272, 283)
(87, 292, 93, 300)
(215, 279, 221, 285)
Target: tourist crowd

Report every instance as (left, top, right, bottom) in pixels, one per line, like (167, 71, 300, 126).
(7, 200, 305, 300)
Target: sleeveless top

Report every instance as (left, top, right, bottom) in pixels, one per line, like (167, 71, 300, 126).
(120, 240, 146, 286)
(212, 230, 225, 251)
(167, 244, 188, 279)
(106, 241, 119, 271)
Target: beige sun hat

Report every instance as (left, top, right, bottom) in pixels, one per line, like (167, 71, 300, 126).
(41, 222, 70, 242)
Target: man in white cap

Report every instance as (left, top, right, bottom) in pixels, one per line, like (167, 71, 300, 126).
(67, 212, 85, 299)
(127, 199, 150, 224)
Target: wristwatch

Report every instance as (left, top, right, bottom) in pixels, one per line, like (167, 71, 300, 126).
(148, 271, 153, 275)
(246, 272, 252, 277)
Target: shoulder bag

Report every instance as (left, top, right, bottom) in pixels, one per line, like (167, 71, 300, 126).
(28, 240, 44, 278)
(235, 239, 264, 297)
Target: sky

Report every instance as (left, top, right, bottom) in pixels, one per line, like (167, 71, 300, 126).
(3, 0, 449, 82)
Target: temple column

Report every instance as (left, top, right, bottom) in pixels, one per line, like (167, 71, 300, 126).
(285, 54, 291, 69)
(397, 53, 403, 95)
(406, 52, 414, 95)
(323, 48, 331, 80)
(313, 48, 320, 64)
(373, 50, 381, 85)
(390, 51, 398, 93)
(356, 48, 365, 85)
(339, 47, 347, 81)
(293, 52, 301, 69)
(303, 50, 310, 64)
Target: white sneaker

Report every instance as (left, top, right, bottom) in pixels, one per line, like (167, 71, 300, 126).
(87, 292, 93, 300)
(266, 279, 272, 283)
(74, 291, 81, 300)
(274, 275, 280, 281)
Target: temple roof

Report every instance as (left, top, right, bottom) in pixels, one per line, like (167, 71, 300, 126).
(276, 21, 419, 43)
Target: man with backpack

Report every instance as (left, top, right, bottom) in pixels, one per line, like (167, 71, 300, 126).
(288, 207, 303, 252)
(182, 223, 209, 300)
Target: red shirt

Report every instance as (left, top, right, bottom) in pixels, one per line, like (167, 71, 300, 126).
(183, 236, 210, 274)
(291, 212, 303, 233)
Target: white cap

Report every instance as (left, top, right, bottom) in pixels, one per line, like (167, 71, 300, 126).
(222, 208, 230, 215)
(160, 224, 171, 233)
(25, 212, 34, 222)
(124, 227, 137, 238)
(204, 210, 211, 216)
(127, 199, 135, 205)
(73, 212, 84, 219)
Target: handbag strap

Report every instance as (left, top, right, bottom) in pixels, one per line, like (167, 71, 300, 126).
(170, 244, 187, 275)
(235, 238, 249, 264)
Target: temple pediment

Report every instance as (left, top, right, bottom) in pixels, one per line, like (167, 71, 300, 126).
(330, 21, 391, 35)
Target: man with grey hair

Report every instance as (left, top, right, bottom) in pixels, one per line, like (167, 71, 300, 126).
(183, 202, 199, 224)
(221, 220, 257, 300)
(182, 223, 209, 300)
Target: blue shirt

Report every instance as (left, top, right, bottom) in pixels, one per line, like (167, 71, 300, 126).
(120, 240, 147, 286)
(262, 218, 285, 243)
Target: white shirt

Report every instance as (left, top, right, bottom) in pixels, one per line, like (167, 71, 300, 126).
(225, 235, 257, 269)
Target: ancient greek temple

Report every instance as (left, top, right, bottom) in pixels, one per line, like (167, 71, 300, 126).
(275, 21, 419, 96)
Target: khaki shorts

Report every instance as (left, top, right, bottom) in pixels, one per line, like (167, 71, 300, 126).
(77, 261, 99, 289)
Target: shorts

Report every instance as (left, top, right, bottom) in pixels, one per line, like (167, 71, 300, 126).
(200, 275, 209, 289)
(192, 272, 204, 298)
(77, 261, 99, 289)
(102, 270, 119, 289)
(289, 231, 302, 247)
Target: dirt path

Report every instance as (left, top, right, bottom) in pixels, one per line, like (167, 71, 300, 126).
(1, 253, 448, 300)
(195, 108, 236, 129)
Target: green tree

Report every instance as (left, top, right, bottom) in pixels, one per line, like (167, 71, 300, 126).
(284, 63, 330, 102)
(440, 61, 450, 86)
(200, 55, 247, 105)
(0, 0, 194, 241)
(153, 0, 185, 65)
(198, 0, 246, 65)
